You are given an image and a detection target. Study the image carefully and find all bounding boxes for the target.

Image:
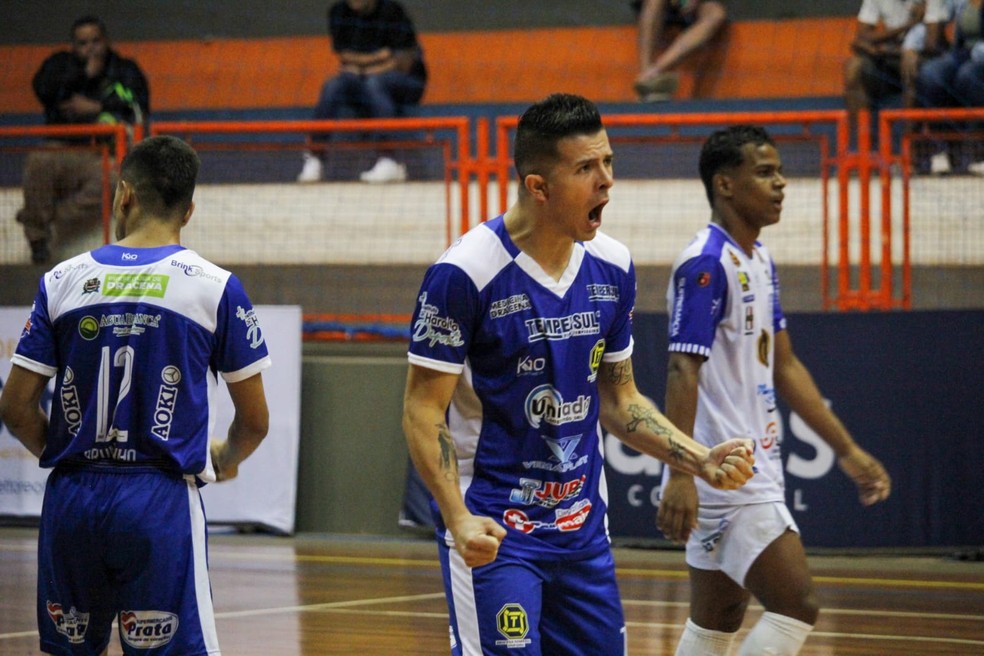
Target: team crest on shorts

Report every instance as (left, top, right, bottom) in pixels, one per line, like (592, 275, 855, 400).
(496, 603, 532, 648)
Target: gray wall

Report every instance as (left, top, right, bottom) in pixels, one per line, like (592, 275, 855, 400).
(296, 341, 411, 535)
(2, 1, 861, 44)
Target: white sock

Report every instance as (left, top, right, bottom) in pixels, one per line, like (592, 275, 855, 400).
(675, 618, 737, 656)
(737, 611, 813, 655)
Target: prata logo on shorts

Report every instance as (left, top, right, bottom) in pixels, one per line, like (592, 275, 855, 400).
(46, 601, 89, 644)
(119, 610, 179, 649)
(524, 385, 590, 428)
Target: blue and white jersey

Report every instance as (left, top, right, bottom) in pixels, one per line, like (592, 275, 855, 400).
(408, 216, 636, 560)
(663, 224, 787, 507)
(11, 244, 271, 482)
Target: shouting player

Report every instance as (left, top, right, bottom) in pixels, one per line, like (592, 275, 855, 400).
(401, 93, 756, 656)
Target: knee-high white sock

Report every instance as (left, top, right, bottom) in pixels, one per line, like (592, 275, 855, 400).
(674, 618, 737, 656)
(737, 611, 813, 655)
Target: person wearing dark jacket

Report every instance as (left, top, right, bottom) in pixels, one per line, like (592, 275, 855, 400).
(16, 15, 150, 264)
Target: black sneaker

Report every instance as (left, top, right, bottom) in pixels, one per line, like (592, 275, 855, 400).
(29, 239, 50, 265)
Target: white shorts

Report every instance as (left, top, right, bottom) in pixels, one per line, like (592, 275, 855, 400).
(684, 501, 798, 587)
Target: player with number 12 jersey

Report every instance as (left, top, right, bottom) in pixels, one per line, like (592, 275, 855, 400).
(12, 243, 271, 482)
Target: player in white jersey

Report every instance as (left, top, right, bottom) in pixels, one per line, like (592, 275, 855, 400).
(401, 93, 756, 656)
(0, 135, 270, 656)
(659, 125, 892, 655)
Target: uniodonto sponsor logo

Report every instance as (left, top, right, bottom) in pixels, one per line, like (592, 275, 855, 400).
(524, 384, 591, 429)
(119, 610, 179, 649)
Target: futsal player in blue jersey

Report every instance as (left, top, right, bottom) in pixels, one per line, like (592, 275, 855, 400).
(401, 93, 757, 656)
(659, 125, 892, 655)
(0, 135, 270, 656)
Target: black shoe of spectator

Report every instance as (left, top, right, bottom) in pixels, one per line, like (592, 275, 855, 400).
(29, 239, 50, 265)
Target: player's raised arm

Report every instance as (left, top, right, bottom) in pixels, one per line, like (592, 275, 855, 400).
(597, 357, 754, 489)
(402, 364, 506, 568)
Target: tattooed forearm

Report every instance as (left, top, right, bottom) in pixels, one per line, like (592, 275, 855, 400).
(667, 436, 688, 465)
(625, 405, 701, 467)
(604, 359, 634, 386)
(437, 423, 459, 483)
(625, 404, 673, 436)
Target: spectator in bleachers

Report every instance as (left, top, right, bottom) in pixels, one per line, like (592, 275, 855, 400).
(901, 0, 954, 110)
(16, 15, 149, 264)
(297, 0, 427, 184)
(916, 0, 984, 174)
(844, 0, 946, 142)
(632, 0, 728, 102)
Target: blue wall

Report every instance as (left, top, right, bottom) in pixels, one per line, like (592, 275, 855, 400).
(605, 310, 984, 548)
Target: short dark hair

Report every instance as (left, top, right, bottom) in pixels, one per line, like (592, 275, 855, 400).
(513, 93, 604, 180)
(71, 15, 106, 40)
(699, 125, 775, 205)
(120, 136, 200, 218)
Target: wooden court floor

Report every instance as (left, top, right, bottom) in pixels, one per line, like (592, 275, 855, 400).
(1, 527, 982, 655)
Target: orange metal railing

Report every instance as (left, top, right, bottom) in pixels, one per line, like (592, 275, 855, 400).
(0, 123, 130, 245)
(2, 111, 939, 320)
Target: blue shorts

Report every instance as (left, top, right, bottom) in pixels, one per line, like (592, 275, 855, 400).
(37, 467, 220, 655)
(439, 542, 626, 655)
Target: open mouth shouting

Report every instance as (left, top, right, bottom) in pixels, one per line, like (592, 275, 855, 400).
(588, 201, 607, 229)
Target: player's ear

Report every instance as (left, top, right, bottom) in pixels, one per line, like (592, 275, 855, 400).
(114, 179, 135, 212)
(713, 172, 733, 199)
(180, 201, 195, 227)
(523, 172, 548, 201)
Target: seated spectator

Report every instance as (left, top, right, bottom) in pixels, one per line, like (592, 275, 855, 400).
(632, 0, 728, 102)
(844, 0, 931, 141)
(298, 0, 427, 184)
(901, 0, 954, 110)
(16, 15, 149, 264)
(916, 0, 984, 174)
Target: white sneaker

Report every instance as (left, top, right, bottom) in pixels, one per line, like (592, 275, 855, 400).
(968, 160, 984, 176)
(360, 157, 407, 183)
(297, 153, 323, 183)
(929, 151, 951, 175)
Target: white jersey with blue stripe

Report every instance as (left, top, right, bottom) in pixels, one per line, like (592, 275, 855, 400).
(664, 224, 787, 507)
(11, 244, 271, 482)
(408, 215, 636, 560)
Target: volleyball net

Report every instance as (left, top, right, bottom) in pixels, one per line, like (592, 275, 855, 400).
(2, 109, 982, 339)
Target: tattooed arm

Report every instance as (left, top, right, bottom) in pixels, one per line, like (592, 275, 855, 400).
(402, 364, 506, 567)
(597, 357, 754, 490)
